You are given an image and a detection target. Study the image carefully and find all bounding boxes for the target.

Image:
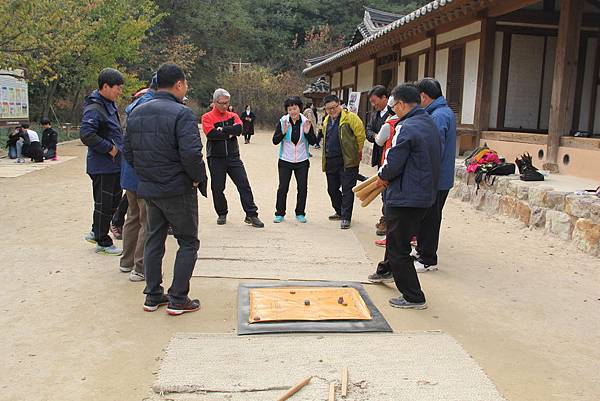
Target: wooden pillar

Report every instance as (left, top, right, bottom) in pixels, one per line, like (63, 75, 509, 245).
(427, 31, 436, 77)
(544, 0, 584, 172)
(473, 16, 496, 143)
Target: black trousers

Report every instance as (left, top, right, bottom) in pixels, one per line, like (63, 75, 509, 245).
(208, 155, 258, 217)
(244, 132, 252, 142)
(111, 195, 129, 227)
(89, 173, 122, 247)
(416, 190, 449, 266)
(276, 159, 309, 217)
(144, 192, 199, 304)
(377, 206, 428, 303)
(325, 157, 358, 221)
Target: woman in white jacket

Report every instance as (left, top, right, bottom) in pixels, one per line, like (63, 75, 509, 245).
(272, 96, 317, 223)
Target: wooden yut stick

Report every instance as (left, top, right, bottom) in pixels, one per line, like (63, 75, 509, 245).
(352, 174, 377, 193)
(328, 382, 336, 401)
(361, 186, 384, 207)
(277, 376, 312, 401)
(341, 367, 349, 397)
(356, 180, 380, 200)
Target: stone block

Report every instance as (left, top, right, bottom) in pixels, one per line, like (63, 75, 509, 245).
(590, 201, 600, 225)
(545, 210, 574, 240)
(516, 201, 531, 226)
(572, 218, 600, 256)
(565, 194, 596, 219)
(530, 207, 546, 229)
(543, 191, 568, 211)
(484, 193, 501, 214)
(471, 189, 487, 210)
(460, 184, 472, 203)
(528, 185, 554, 207)
(506, 180, 519, 197)
(514, 181, 530, 201)
(499, 196, 517, 217)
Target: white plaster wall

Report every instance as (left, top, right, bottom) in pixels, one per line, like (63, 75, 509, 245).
(461, 40, 480, 125)
(398, 61, 406, 84)
(437, 22, 482, 45)
(332, 72, 341, 89)
(539, 37, 557, 130)
(418, 54, 427, 80)
(505, 34, 545, 130)
(401, 39, 431, 57)
(342, 66, 356, 87)
(435, 48, 449, 95)
(579, 38, 598, 131)
(356, 60, 375, 92)
(489, 32, 504, 128)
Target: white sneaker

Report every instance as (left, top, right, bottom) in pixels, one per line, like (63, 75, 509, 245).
(15, 158, 25, 163)
(410, 248, 419, 259)
(119, 265, 133, 273)
(414, 260, 438, 273)
(129, 270, 145, 282)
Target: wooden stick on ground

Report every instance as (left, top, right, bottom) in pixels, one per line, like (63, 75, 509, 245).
(361, 186, 384, 207)
(356, 180, 380, 201)
(328, 382, 336, 401)
(341, 367, 349, 397)
(352, 174, 378, 193)
(277, 376, 312, 401)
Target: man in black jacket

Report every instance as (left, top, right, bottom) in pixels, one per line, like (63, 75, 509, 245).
(366, 86, 393, 236)
(370, 84, 441, 310)
(41, 118, 58, 160)
(125, 63, 208, 316)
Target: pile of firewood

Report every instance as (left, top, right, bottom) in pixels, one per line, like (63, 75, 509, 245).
(352, 175, 384, 207)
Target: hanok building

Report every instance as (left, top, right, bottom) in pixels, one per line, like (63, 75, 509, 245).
(304, 0, 600, 180)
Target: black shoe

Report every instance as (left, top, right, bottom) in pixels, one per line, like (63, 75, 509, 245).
(143, 294, 169, 312)
(328, 213, 341, 221)
(217, 215, 227, 225)
(340, 220, 351, 229)
(244, 216, 265, 228)
(166, 298, 201, 315)
(368, 272, 394, 283)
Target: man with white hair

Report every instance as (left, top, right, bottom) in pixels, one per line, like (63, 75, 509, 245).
(201, 88, 264, 227)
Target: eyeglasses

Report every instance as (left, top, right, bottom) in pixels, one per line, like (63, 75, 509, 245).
(216, 100, 230, 106)
(325, 105, 338, 112)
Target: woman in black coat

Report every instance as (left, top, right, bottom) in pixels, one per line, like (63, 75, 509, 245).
(239, 105, 256, 144)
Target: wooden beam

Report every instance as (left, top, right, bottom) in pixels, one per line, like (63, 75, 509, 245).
(497, 9, 600, 27)
(488, 0, 541, 17)
(482, 130, 548, 145)
(428, 30, 437, 77)
(496, 32, 512, 129)
(473, 16, 496, 140)
(545, 0, 584, 171)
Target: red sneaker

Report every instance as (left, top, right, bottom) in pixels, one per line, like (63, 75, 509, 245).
(375, 238, 387, 247)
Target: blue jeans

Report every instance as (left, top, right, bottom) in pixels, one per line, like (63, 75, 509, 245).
(8, 145, 17, 159)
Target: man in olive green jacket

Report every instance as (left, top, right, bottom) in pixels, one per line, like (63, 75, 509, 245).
(321, 94, 366, 229)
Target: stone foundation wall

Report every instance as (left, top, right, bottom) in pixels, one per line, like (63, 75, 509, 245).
(450, 165, 600, 257)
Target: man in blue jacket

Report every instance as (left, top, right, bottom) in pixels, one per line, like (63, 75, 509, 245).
(118, 75, 157, 282)
(372, 84, 441, 309)
(80, 68, 125, 256)
(414, 78, 457, 273)
(125, 63, 208, 316)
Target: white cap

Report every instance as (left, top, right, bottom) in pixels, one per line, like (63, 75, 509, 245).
(387, 96, 395, 108)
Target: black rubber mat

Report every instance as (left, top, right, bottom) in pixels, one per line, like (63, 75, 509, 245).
(237, 281, 393, 335)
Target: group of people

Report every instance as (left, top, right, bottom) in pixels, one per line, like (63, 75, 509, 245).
(79, 61, 455, 315)
(364, 79, 456, 309)
(6, 120, 58, 163)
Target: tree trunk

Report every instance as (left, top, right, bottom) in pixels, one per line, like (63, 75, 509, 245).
(42, 80, 58, 120)
(70, 83, 83, 122)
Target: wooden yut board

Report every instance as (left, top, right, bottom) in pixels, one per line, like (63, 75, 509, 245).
(248, 287, 372, 323)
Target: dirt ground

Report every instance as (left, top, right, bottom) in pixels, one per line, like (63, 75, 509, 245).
(0, 132, 598, 401)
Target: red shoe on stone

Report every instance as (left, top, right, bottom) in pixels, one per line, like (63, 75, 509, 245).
(375, 238, 387, 247)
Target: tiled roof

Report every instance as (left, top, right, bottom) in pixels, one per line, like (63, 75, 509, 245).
(304, 0, 454, 75)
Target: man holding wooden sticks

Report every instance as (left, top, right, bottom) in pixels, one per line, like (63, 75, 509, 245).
(321, 94, 366, 229)
(369, 83, 441, 309)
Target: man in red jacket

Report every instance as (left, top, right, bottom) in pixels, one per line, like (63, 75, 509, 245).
(201, 88, 264, 227)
